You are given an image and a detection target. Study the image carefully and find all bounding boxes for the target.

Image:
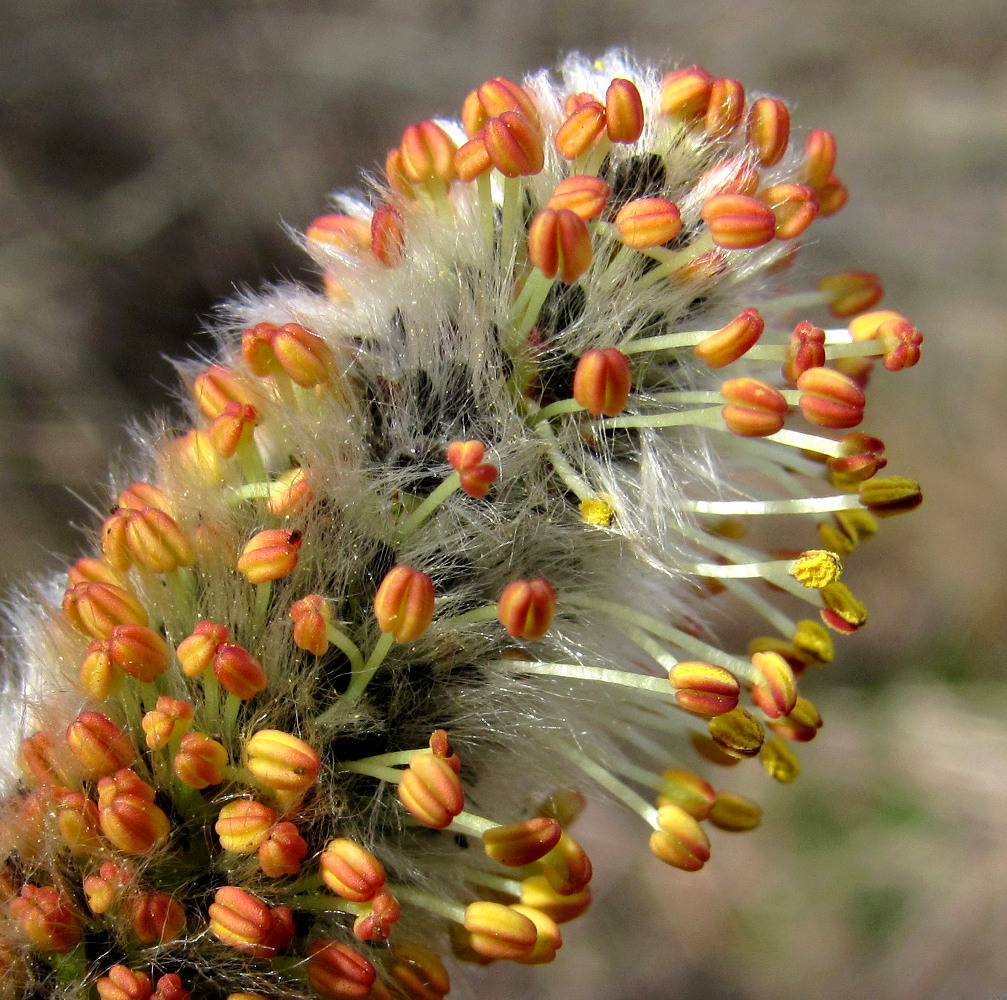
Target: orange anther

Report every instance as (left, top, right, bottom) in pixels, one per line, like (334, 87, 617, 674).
(208, 401, 258, 458)
(698, 157, 761, 197)
(242, 322, 282, 376)
(398, 752, 465, 829)
(483, 817, 562, 867)
(266, 466, 313, 517)
(83, 861, 132, 915)
(10, 884, 81, 953)
(215, 798, 277, 854)
(374, 565, 436, 642)
(116, 480, 173, 515)
(208, 886, 294, 958)
(307, 940, 376, 1000)
(385, 146, 415, 198)
(63, 581, 148, 639)
(659, 65, 714, 120)
(803, 128, 838, 189)
(720, 377, 788, 437)
(572, 348, 633, 417)
(761, 182, 819, 240)
(694, 308, 764, 368)
(454, 134, 492, 182)
(782, 319, 826, 382)
(819, 270, 884, 317)
(305, 213, 372, 252)
(465, 77, 540, 136)
(747, 96, 790, 166)
(828, 432, 887, 486)
(464, 901, 538, 961)
(320, 838, 387, 902)
(55, 789, 101, 854)
(127, 891, 186, 944)
(667, 660, 741, 717)
(447, 439, 499, 498)
(545, 174, 610, 220)
(816, 174, 848, 216)
(173, 731, 227, 789)
(176, 620, 229, 678)
(213, 642, 268, 700)
(151, 974, 189, 1000)
(96, 965, 151, 1000)
(237, 528, 302, 584)
(749, 650, 798, 719)
(193, 364, 257, 420)
(555, 101, 606, 160)
(526, 208, 592, 284)
(96, 769, 170, 854)
(125, 507, 194, 574)
(614, 197, 682, 248)
(705, 77, 745, 138)
(497, 577, 556, 640)
(797, 366, 865, 429)
(245, 729, 320, 794)
(701, 193, 776, 249)
(18, 732, 69, 787)
(67, 556, 129, 589)
(605, 78, 644, 142)
(484, 111, 544, 176)
(352, 887, 401, 943)
(371, 205, 406, 267)
(271, 322, 334, 388)
(66, 711, 135, 778)
(290, 593, 331, 656)
(258, 820, 308, 877)
(399, 120, 458, 185)
(649, 803, 711, 871)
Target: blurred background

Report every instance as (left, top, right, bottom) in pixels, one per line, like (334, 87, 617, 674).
(1, 1, 1004, 998)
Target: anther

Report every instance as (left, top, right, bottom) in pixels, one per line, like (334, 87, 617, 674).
(305, 213, 372, 252)
(270, 323, 333, 388)
(520, 875, 591, 924)
(10, 885, 81, 953)
(258, 820, 308, 877)
(760, 737, 801, 784)
(720, 377, 788, 437)
(237, 528, 302, 584)
(374, 565, 436, 642)
(208, 401, 258, 458)
(95, 965, 151, 1000)
(96, 769, 170, 854)
(649, 804, 711, 871)
(704, 78, 745, 137)
(244, 729, 321, 795)
(216, 798, 276, 854)
(484, 111, 544, 176)
(761, 183, 819, 240)
(173, 732, 228, 789)
(858, 476, 923, 516)
(701, 193, 776, 249)
(371, 205, 406, 267)
(767, 696, 824, 742)
(605, 78, 645, 142)
(389, 940, 452, 1000)
(790, 549, 843, 589)
(483, 817, 562, 867)
(290, 593, 331, 656)
(828, 432, 887, 486)
(463, 901, 538, 961)
(555, 101, 606, 160)
(208, 886, 294, 958)
(819, 581, 867, 633)
(708, 790, 764, 829)
(614, 197, 682, 248)
(63, 582, 148, 639)
(667, 661, 741, 717)
(747, 96, 790, 166)
(193, 365, 257, 420)
(463, 77, 540, 136)
(397, 752, 465, 829)
(497, 577, 556, 640)
(545, 175, 610, 220)
(797, 366, 865, 428)
(656, 768, 716, 820)
(802, 129, 838, 190)
(213, 642, 268, 699)
(659, 65, 714, 120)
(782, 319, 826, 382)
(527, 208, 593, 284)
(66, 711, 136, 778)
(399, 120, 458, 185)
(694, 308, 764, 368)
(573, 348, 632, 416)
(447, 439, 499, 498)
(307, 940, 376, 1000)
(176, 621, 229, 678)
(266, 466, 314, 517)
(320, 838, 387, 901)
(749, 650, 798, 718)
(707, 706, 765, 758)
(127, 891, 186, 944)
(818, 271, 883, 318)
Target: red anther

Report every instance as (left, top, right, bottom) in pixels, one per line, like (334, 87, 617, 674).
(352, 888, 401, 942)
(803, 128, 838, 189)
(454, 133, 492, 182)
(447, 439, 485, 471)
(878, 315, 923, 371)
(720, 377, 788, 437)
(242, 322, 281, 376)
(483, 817, 562, 867)
(573, 348, 633, 417)
(290, 593, 331, 656)
(782, 319, 826, 382)
(649, 803, 711, 871)
(614, 197, 682, 249)
(747, 96, 790, 166)
(399, 120, 458, 185)
(698, 157, 761, 197)
(545, 174, 610, 220)
(484, 111, 545, 176)
(667, 661, 741, 716)
(828, 432, 887, 486)
(527, 208, 592, 284)
(95, 965, 151, 1000)
(555, 101, 606, 160)
(446, 439, 498, 497)
(127, 891, 186, 944)
(245, 729, 321, 794)
(398, 752, 465, 829)
(371, 205, 405, 267)
(520, 876, 591, 925)
(208, 401, 258, 459)
(193, 365, 257, 420)
(151, 974, 189, 1000)
(374, 565, 436, 642)
(694, 308, 764, 368)
(701, 193, 776, 249)
(101, 623, 168, 686)
(307, 940, 376, 1000)
(208, 886, 295, 958)
(173, 731, 227, 789)
(497, 577, 556, 640)
(464, 901, 538, 961)
(215, 798, 276, 854)
(539, 830, 593, 895)
(139, 699, 192, 753)
(63, 581, 148, 638)
(66, 711, 135, 778)
(385, 146, 416, 198)
(237, 528, 302, 584)
(271, 322, 334, 388)
(817, 174, 848, 216)
(761, 183, 819, 240)
(749, 651, 798, 719)
(465, 77, 540, 136)
(213, 642, 267, 700)
(96, 769, 170, 854)
(258, 820, 308, 877)
(320, 837, 387, 901)
(797, 366, 865, 429)
(305, 213, 373, 252)
(10, 885, 81, 953)
(659, 65, 714, 120)
(705, 78, 745, 138)
(819, 270, 884, 318)
(176, 620, 229, 678)
(656, 768, 716, 820)
(605, 78, 645, 142)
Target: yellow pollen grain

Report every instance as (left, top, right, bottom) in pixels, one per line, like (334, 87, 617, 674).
(790, 549, 842, 589)
(579, 496, 614, 527)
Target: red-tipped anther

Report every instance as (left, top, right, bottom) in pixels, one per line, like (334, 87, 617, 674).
(657, 768, 716, 820)
(828, 432, 887, 486)
(374, 565, 436, 642)
(698, 157, 761, 197)
(555, 101, 606, 159)
(215, 798, 276, 854)
(797, 366, 865, 428)
(720, 377, 788, 437)
(546, 175, 610, 220)
(747, 96, 790, 166)
(817, 174, 848, 216)
(94, 623, 169, 690)
(66, 711, 135, 778)
(446, 440, 499, 498)
(307, 940, 376, 1000)
(237, 528, 302, 584)
(371, 205, 405, 267)
(702, 193, 776, 249)
(454, 133, 493, 182)
(782, 319, 827, 382)
(267, 466, 313, 518)
(96, 769, 170, 854)
(10, 885, 81, 953)
(464, 901, 538, 961)
(803, 128, 838, 189)
(176, 620, 229, 678)
(208, 401, 258, 459)
(271, 323, 334, 388)
(694, 308, 764, 368)
(305, 213, 373, 252)
(95, 965, 151, 1000)
(573, 348, 633, 417)
(290, 593, 331, 656)
(320, 838, 387, 902)
(245, 729, 320, 795)
(483, 817, 562, 867)
(208, 886, 294, 958)
(659, 65, 714, 120)
(767, 696, 824, 742)
(126, 507, 194, 573)
(605, 78, 644, 142)
(761, 183, 819, 240)
(258, 821, 308, 877)
(750, 651, 798, 719)
(497, 577, 556, 640)
(614, 197, 682, 249)
(484, 111, 545, 176)
(142, 697, 192, 748)
(708, 706, 766, 758)
(818, 270, 884, 318)
(63, 582, 148, 638)
(539, 830, 593, 895)
(213, 642, 267, 700)
(193, 365, 257, 420)
(400, 120, 458, 185)
(55, 789, 101, 853)
(649, 803, 711, 871)
(398, 752, 465, 829)
(705, 78, 745, 137)
(353, 888, 401, 943)
(527, 208, 593, 284)
(851, 311, 924, 371)
(127, 891, 186, 944)
(819, 581, 868, 633)
(520, 876, 591, 925)
(173, 732, 227, 789)
(667, 661, 741, 717)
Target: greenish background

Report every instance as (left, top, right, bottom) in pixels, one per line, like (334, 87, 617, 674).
(1, 2, 1004, 998)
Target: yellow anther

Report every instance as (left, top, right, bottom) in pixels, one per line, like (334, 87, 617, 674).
(708, 791, 763, 831)
(792, 619, 834, 665)
(760, 737, 801, 783)
(835, 508, 878, 546)
(819, 582, 868, 633)
(858, 476, 923, 517)
(707, 706, 765, 758)
(790, 549, 842, 589)
(579, 496, 614, 526)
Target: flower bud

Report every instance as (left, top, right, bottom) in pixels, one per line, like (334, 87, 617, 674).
(667, 660, 741, 717)
(483, 817, 562, 867)
(464, 901, 538, 961)
(605, 78, 644, 142)
(97, 769, 170, 854)
(10, 884, 81, 953)
(127, 891, 186, 944)
(656, 768, 716, 819)
(208, 886, 294, 958)
(649, 803, 711, 871)
(173, 731, 228, 789)
(237, 528, 302, 584)
(96, 965, 151, 1000)
(659, 65, 714, 120)
(573, 348, 632, 417)
(307, 940, 376, 1000)
(693, 308, 764, 368)
(555, 101, 606, 159)
(519, 875, 592, 924)
(797, 366, 865, 428)
(708, 790, 764, 830)
(66, 711, 136, 777)
(63, 582, 148, 639)
(747, 96, 790, 166)
(527, 208, 593, 284)
(702, 193, 776, 249)
(213, 642, 267, 699)
(175, 620, 229, 678)
(371, 205, 405, 267)
(320, 838, 387, 901)
(749, 651, 798, 719)
(215, 798, 276, 854)
(708, 706, 765, 758)
(497, 577, 556, 640)
(374, 565, 436, 642)
(614, 197, 682, 249)
(545, 174, 610, 220)
(141, 697, 194, 751)
(290, 593, 331, 656)
(397, 752, 465, 829)
(720, 377, 788, 437)
(245, 729, 321, 794)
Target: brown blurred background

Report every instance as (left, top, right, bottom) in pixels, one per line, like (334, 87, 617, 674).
(1, 2, 1005, 998)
